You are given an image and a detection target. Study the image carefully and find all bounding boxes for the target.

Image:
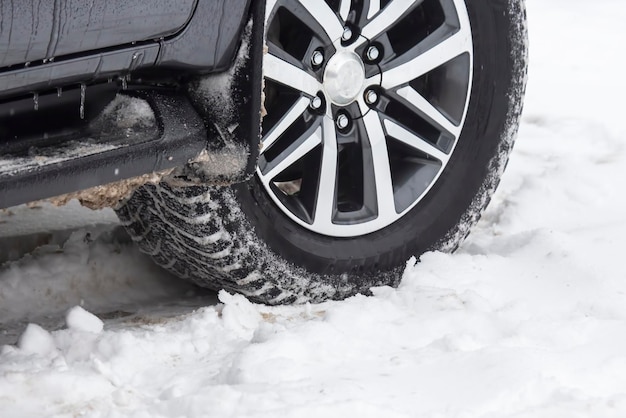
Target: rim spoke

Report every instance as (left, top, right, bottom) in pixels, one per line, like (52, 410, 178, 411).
(381, 28, 471, 89)
(396, 86, 461, 137)
(299, 0, 345, 41)
(313, 117, 339, 228)
(367, 0, 381, 19)
(261, 97, 311, 153)
(360, 0, 421, 42)
(263, 126, 322, 181)
(339, 0, 351, 21)
(363, 112, 397, 219)
(383, 119, 449, 164)
(264, 53, 321, 97)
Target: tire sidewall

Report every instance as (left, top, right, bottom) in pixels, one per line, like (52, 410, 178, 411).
(235, 0, 526, 274)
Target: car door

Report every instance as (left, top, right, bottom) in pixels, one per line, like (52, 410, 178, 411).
(0, 0, 197, 68)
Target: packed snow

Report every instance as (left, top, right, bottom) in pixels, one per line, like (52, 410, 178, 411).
(2, 0, 626, 417)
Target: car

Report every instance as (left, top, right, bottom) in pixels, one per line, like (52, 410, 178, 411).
(0, 0, 528, 304)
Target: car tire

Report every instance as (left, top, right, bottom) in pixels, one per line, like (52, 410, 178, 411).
(116, 0, 528, 304)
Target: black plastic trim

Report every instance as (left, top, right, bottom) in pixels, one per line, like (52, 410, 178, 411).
(240, 0, 266, 177)
(0, 45, 160, 99)
(156, 0, 252, 72)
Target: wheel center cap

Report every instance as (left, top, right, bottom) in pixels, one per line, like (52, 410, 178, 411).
(323, 51, 365, 106)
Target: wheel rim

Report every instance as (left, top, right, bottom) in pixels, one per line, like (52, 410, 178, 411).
(260, 0, 473, 237)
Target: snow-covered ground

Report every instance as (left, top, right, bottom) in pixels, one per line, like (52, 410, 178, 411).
(2, 1, 626, 416)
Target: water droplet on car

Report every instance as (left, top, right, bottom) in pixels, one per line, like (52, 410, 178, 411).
(57, 87, 62, 97)
(80, 83, 86, 119)
(33, 93, 39, 111)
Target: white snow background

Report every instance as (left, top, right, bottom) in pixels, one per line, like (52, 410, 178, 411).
(2, 0, 626, 416)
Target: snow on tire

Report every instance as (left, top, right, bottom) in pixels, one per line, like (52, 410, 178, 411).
(116, 0, 528, 305)
(116, 183, 401, 304)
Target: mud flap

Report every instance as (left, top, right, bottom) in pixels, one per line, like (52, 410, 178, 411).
(184, 0, 266, 184)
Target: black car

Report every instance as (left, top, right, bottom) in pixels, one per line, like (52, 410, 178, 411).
(0, 0, 528, 304)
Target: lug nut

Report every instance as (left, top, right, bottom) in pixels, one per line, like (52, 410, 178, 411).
(311, 50, 324, 67)
(342, 27, 353, 42)
(310, 96, 323, 109)
(365, 89, 378, 105)
(366, 45, 380, 62)
(336, 114, 350, 130)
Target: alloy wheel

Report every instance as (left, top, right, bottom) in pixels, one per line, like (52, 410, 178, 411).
(260, 0, 473, 237)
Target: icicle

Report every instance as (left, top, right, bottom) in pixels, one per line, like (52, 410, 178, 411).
(121, 75, 128, 90)
(33, 93, 39, 111)
(57, 87, 62, 98)
(79, 83, 86, 119)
